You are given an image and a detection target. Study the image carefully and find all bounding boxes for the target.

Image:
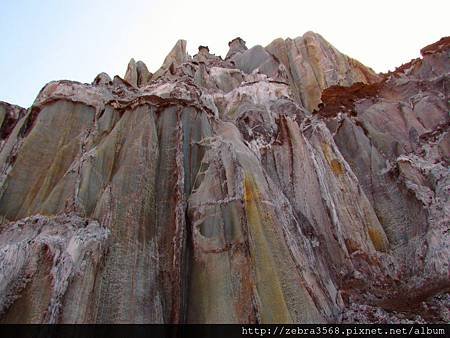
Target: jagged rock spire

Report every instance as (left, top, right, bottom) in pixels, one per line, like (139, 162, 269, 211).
(124, 58, 152, 87)
(152, 39, 189, 80)
(124, 58, 138, 86)
(135, 60, 152, 86)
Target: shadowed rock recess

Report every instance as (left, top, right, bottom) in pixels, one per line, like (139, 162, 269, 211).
(0, 32, 448, 324)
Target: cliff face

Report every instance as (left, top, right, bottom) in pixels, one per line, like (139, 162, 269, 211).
(0, 33, 448, 324)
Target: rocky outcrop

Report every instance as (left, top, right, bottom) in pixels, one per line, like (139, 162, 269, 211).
(0, 33, 448, 324)
(193, 46, 222, 64)
(266, 31, 380, 111)
(152, 39, 190, 81)
(0, 101, 26, 150)
(124, 58, 152, 87)
(225, 37, 248, 59)
(228, 44, 289, 83)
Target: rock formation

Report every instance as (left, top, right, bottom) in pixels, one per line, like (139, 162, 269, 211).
(0, 101, 26, 150)
(124, 58, 152, 87)
(0, 33, 448, 324)
(266, 32, 381, 111)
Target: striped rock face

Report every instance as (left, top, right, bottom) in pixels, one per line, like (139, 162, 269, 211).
(0, 34, 448, 324)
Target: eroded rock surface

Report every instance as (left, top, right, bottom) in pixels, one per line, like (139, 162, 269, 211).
(0, 101, 26, 151)
(0, 33, 448, 323)
(124, 58, 152, 87)
(266, 32, 380, 111)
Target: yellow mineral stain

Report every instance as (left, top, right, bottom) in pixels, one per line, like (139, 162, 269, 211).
(322, 143, 344, 176)
(244, 173, 292, 323)
(330, 159, 344, 176)
(368, 226, 388, 252)
(321, 142, 332, 162)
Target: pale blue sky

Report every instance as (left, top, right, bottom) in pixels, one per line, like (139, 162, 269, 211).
(1, 0, 448, 107)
